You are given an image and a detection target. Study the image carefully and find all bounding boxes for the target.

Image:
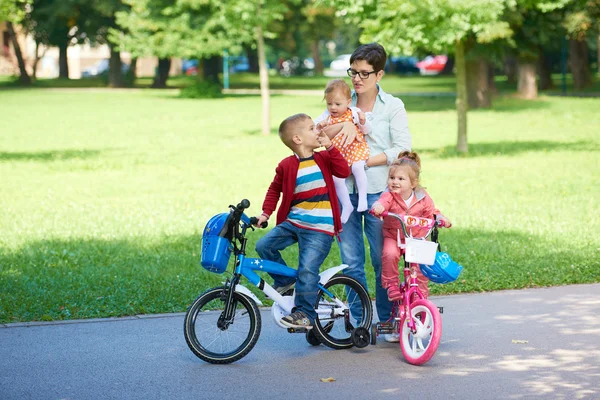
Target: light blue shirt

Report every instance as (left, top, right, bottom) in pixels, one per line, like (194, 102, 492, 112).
(348, 85, 412, 193)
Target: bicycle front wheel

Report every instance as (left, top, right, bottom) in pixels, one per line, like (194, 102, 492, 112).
(313, 275, 373, 349)
(399, 299, 442, 365)
(184, 287, 261, 364)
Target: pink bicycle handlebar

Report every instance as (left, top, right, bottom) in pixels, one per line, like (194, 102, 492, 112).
(369, 209, 446, 228)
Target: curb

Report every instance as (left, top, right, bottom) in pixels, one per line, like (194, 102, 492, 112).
(0, 312, 185, 329)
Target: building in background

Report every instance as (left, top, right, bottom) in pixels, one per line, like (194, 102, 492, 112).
(0, 21, 181, 80)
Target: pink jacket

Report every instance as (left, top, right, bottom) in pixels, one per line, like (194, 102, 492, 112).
(376, 188, 441, 240)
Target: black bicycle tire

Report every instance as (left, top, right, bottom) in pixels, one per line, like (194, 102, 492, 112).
(313, 275, 373, 350)
(184, 287, 261, 364)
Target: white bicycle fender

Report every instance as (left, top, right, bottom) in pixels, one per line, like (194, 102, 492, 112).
(235, 284, 263, 306)
(319, 264, 348, 285)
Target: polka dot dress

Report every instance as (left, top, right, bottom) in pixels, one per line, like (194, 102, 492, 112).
(329, 109, 370, 166)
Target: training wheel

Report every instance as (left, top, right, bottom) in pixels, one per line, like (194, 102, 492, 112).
(351, 327, 370, 348)
(370, 325, 377, 345)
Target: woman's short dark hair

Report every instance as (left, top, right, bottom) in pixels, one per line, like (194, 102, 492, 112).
(350, 43, 387, 72)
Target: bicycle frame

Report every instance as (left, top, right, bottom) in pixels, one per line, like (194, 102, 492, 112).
(221, 210, 348, 326)
(379, 211, 440, 333)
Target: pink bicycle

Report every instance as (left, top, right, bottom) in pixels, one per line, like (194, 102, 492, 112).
(370, 211, 460, 365)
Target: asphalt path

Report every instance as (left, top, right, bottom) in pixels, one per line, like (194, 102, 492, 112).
(2, 283, 599, 400)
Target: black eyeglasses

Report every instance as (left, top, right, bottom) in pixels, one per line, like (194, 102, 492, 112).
(347, 68, 378, 79)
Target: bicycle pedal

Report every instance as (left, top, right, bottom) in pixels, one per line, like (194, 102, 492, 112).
(438, 307, 443, 314)
(376, 322, 394, 335)
(287, 327, 308, 334)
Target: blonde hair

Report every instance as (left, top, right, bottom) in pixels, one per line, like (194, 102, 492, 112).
(323, 79, 352, 101)
(278, 113, 312, 149)
(389, 151, 423, 189)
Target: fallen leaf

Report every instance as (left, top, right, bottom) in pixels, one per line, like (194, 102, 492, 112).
(512, 339, 528, 344)
(320, 377, 336, 383)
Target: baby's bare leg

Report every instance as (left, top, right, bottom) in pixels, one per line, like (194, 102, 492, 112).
(352, 160, 368, 212)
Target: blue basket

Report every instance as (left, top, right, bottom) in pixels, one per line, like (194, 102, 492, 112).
(420, 252, 463, 284)
(201, 235, 232, 274)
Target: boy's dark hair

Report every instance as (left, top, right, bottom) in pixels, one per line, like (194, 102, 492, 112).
(350, 43, 387, 72)
(278, 113, 311, 149)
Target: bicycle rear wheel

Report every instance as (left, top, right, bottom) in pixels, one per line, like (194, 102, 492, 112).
(313, 275, 373, 349)
(399, 299, 442, 365)
(184, 287, 261, 364)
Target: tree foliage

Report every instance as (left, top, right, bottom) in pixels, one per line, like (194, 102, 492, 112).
(114, 0, 289, 59)
(0, 0, 29, 22)
(328, 0, 513, 153)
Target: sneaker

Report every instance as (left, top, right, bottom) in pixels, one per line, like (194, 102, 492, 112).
(280, 311, 313, 329)
(273, 282, 295, 296)
(385, 333, 400, 343)
(387, 286, 402, 301)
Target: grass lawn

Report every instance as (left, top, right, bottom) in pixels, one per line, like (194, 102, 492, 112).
(2, 70, 598, 94)
(0, 87, 599, 323)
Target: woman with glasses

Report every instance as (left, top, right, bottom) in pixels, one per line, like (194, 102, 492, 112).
(321, 43, 412, 336)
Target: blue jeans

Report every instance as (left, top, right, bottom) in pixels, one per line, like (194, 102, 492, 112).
(255, 221, 333, 321)
(338, 192, 392, 322)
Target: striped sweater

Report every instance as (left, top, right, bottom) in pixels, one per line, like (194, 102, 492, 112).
(261, 146, 350, 236)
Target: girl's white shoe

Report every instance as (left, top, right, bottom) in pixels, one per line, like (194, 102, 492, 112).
(385, 333, 400, 343)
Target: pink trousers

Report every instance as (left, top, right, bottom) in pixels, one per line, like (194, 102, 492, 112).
(381, 228, 429, 298)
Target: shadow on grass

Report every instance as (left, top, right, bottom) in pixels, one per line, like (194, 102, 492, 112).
(0, 149, 103, 162)
(1, 226, 598, 323)
(418, 140, 599, 159)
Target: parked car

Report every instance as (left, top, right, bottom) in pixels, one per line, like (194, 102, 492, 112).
(326, 54, 352, 77)
(229, 56, 250, 74)
(182, 59, 199, 76)
(387, 56, 420, 75)
(416, 55, 448, 75)
(81, 59, 129, 78)
(279, 57, 314, 77)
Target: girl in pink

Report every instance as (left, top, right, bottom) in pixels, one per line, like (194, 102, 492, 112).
(315, 79, 371, 223)
(371, 151, 452, 300)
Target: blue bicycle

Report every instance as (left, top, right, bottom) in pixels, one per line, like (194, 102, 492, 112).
(184, 200, 373, 364)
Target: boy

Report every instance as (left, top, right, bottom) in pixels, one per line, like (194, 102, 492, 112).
(254, 113, 350, 329)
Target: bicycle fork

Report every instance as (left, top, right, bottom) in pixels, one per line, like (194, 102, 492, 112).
(217, 275, 242, 330)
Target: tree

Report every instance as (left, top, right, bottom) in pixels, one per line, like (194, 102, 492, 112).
(503, 0, 567, 98)
(333, 0, 512, 153)
(115, 0, 291, 135)
(562, 0, 600, 89)
(26, 0, 88, 79)
(1, 0, 32, 84)
(83, 0, 130, 87)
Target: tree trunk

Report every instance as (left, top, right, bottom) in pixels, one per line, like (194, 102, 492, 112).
(124, 57, 137, 87)
(477, 60, 491, 108)
(568, 38, 592, 90)
(467, 58, 491, 109)
(455, 40, 468, 154)
(152, 58, 171, 88)
(597, 35, 600, 75)
(517, 61, 537, 99)
(537, 48, 554, 91)
(440, 57, 455, 75)
(108, 47, 124, 88)
(32, 41, 47, 80)
(311, 40, 324, 75)
(58, 40, 69, 79)
(257, 25, 270, 136)
(488, 66, 497, 94)
(203, 56, 221, 83)
(466, 59, 479, 109)
(6, 22, 31, 85)
(504, 54, 517, 85)
(245, 45, 258, 73)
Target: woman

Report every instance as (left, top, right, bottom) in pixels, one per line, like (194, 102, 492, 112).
(322, 43, 411, 336)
